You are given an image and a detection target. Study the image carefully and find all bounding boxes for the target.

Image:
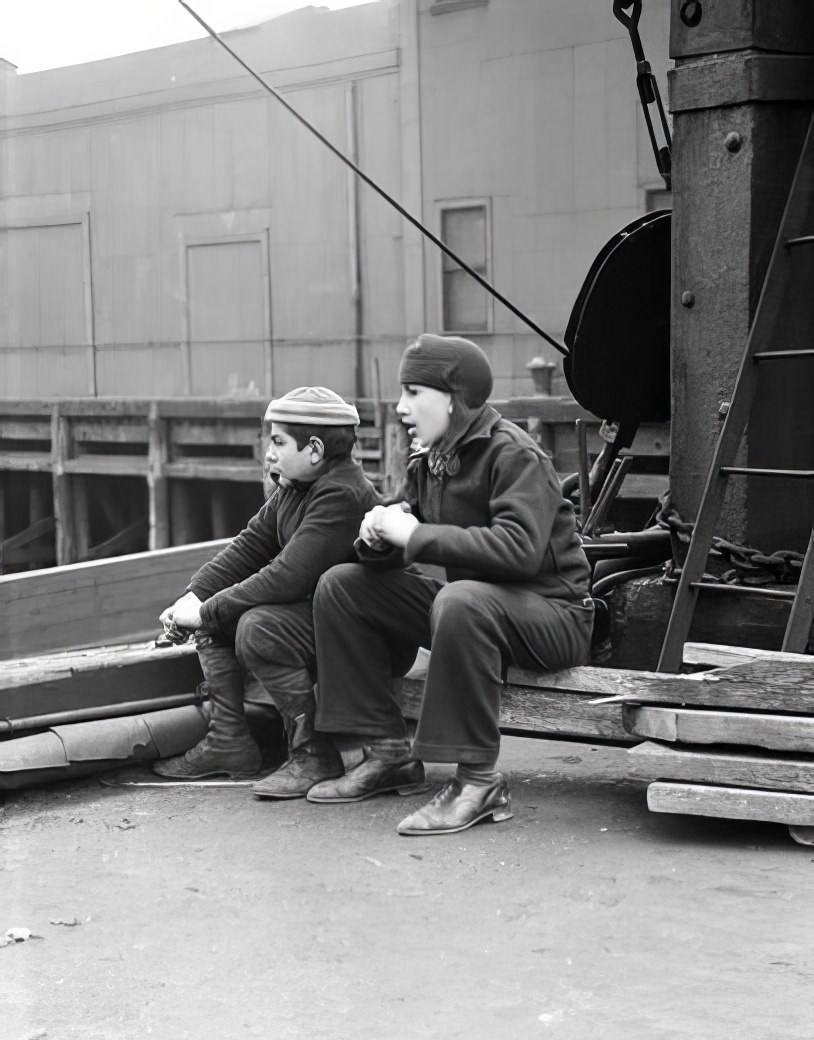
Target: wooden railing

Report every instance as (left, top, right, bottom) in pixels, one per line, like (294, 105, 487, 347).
(0, 397, 669, 572)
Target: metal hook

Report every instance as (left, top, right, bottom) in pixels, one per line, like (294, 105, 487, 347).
(612, 0, 642, 32)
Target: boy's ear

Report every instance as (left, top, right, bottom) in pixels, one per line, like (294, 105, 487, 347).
(309, 436, 325, 463)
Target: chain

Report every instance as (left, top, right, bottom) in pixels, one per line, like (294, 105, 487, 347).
(656, 493, 805, 586)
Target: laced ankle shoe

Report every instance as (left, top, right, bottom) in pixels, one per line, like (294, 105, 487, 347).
(152, 736, 263, 781)
(396, 774, 513, 835)
(253, 743, 344, 800)
(306, 752, 427, 803)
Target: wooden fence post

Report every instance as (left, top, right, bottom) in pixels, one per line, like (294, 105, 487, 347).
(148, 403, 170, 550)
(52, 404, 77, 565)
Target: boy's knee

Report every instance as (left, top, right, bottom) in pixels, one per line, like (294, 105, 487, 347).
(431, 581, 494, 636)
(234, 608, 274, 667)
(314, 562, 364, 610)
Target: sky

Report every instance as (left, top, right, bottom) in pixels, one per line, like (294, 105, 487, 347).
(1, 0, 375, 74)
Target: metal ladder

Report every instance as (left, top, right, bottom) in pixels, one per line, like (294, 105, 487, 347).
(657, 117, 814, 672)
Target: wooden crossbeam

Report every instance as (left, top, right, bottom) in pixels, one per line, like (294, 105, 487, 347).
(647, 782, 814, 827)
(630, 742, 814, 793)
(623, 705, 814, 752)
(0, 641, 203, 720)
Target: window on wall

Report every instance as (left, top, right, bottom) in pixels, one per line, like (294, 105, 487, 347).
(439, 201, 491, 334)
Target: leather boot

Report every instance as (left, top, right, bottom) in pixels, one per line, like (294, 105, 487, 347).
(152, 733, 263, 781)
(153, 659, 263, 780)
(253, 712, 344, 799)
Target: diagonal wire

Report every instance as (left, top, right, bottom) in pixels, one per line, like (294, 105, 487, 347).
(178, 0, 567, 356)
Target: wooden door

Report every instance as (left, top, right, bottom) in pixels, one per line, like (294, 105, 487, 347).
(186, 238, 270, 397)
(3, 222, 90, 397)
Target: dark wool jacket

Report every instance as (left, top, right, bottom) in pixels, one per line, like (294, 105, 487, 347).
(188, 458, 379, 637)
(360, 413, 590, 602)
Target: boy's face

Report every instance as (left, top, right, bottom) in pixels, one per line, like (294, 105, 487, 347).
(264, 423, 321, 486)
(396, 384, 452, 448)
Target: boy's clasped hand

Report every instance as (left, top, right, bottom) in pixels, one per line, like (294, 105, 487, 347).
(359, 502, 418, 549)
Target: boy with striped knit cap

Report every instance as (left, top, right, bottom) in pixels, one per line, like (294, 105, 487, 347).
(153, 387, 380, 797)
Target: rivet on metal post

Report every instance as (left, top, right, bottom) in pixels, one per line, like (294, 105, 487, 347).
(724, 132, 742, 153)
(679, 1, 703, 28)
(681, 291, 696, 308)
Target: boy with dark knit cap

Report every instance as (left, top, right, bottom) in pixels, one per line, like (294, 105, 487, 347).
(152, 387, 379, 797)
(307, 335, 593, 834)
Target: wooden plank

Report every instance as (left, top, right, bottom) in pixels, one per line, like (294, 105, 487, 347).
(170, 420, 260, 447)
(396, 675, 633, 745)
(630, 741, 814, 793)
(623, 705, 814, 752)
(0, 540, 229, 659)
(682, 642, 811, 668)
(0, 420, 52, 440)
(0, 641, 203, 720)
(165, 460, 261, 482)
(0, 517, 55, 555)
(0, 453, 53, 472)
(70, 420, 150, 444)
(81, 519, 148, 562)
(647, 781, 814, 826)
(62, 456, 150, 476)
(577, 657, 814, 713)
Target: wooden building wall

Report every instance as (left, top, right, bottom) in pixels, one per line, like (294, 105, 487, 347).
(0, 0, 670, 403)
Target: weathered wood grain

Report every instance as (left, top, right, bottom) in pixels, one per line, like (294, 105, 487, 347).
(0, 540, 228, 659)
(580, 658, 814, 713)
(630, 741, 814, 794)
(647, 782, 814, 826)
(0, 641, 203, 719)
(396, 675, 633, 745)
(622, 705, 814, 752)
(682, 642, 811, 668)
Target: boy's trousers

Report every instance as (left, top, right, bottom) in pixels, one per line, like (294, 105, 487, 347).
(313, 563, 594, 763)
(196, 601, 317, 748)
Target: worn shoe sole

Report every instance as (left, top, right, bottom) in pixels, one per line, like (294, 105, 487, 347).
(397, 805, 514, 836)
(151, 765, 263, 782)
(306, 778, 429, 804)
(253, 788, 309, 800)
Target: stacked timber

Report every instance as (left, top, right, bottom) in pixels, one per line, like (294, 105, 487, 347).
(0, 642, 207, 789)
(624, 643, 814, 845)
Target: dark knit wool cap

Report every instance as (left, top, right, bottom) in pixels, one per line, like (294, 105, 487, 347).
(398, 334, 493, 408)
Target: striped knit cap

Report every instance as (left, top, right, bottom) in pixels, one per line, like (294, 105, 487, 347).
(265, 386, 360, 426)
(398, 334, 493, 407)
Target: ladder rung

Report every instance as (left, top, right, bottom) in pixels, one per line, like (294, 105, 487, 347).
(689, 581, 797, 600)
(785, 235, 814, 249)
(720, 466, 814, 479)
(754, 349, 814, 362)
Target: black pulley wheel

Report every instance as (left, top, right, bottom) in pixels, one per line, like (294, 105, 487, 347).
(564, 210, 671, 424)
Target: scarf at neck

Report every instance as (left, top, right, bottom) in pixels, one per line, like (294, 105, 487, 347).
(420, 404, 501, 478)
